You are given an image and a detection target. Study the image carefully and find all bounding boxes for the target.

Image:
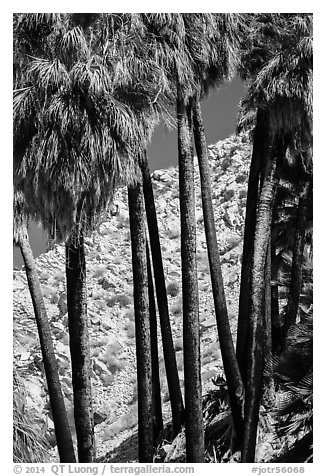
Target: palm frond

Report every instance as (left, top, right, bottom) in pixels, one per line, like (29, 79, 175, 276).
(28, 56, 70, 91)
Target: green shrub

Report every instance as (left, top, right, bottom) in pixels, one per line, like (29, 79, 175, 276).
(238, 189, 247, 200)
(98, 276, 111, 290)
(221, 157, 231, 171)
(235, 173, 247, 184)
(223, 189, 235, 201)
(167, 281, 180, 297)
(124, 321, 135, 339)
(50, 291, 59, 304)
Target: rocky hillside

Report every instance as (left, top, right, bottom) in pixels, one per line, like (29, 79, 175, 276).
(13, 132, 252, 461)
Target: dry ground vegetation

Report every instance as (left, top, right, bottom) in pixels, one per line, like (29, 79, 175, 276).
(14, 132, 279, 462)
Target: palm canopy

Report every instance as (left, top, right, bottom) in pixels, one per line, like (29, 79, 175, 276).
(131, 13, 243, 100)
(14, 13, 145, 241)
(238, 14, 312, 151)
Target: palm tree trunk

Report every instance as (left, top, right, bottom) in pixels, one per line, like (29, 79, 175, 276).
(141, 152, 184, 435)
(66, 231, 94, 463)
(264, 239, 272, 363)
(242, 143, 280, 463)
(192, 95, 244, 443)
(263, 239, 274, 400)
(146, 240, 164, 442)
(271, 244, 282, 354)
(19, 227, 76, 463)
(177, 90, 204, 463)
(236, 108, 267, 381)
(283, 179, 311, 345)
(128, 184, 153, 463)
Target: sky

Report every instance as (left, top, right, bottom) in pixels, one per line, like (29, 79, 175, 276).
(13, 76, 246, 268)
(148, 76, 246, 171)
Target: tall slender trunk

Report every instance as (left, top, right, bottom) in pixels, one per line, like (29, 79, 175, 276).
(283, 179, 311, 345)
(192, 95, 244, 443)
(263, 239, 274, 400)
(237, 108, 267, 382)
(128, 184, 153, 463)
(242, 143, 280, 462)
(271, 244, 282, 354)
(19, 227, 76, 463)
(66, 231, 94, 463)
(146, 240, 164, 442)
(141, 153, 184, 435)
(264, 239, 272, 363)
(177, 90, 204, 463)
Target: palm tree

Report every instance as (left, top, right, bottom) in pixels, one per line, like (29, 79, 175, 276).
(13, 192, 76, 463)
(242, 137, 282, 462)
(237, 13, 313, 461)
(192, 94, 244, 443)
(135, 13, 244, 459)
(95, 13, 185, 436)
(13, 13, 141, 461)
(128, 183, 153, 462)
(187, 14, 247, 445)
(283, 177, 312, 343)
(146, 240, 164, 442)
(236, 107, 268, 379)
(141, 152, 185, 435)
(139, 13, 205, 460)
(65, 227, 94, 462)
(177, 87, 204, 462)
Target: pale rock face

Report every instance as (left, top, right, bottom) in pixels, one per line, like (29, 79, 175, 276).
(13, 132, 252, 461)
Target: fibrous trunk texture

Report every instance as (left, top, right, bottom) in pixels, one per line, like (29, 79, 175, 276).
(146, 241, 164, 442)
(128, 184, 153, 463)
(141, 153, 184, 435)
(237, 108, 267, 382)
(177, 90, 204, 463)
(242, 145, 280, 462)
(283, 179, 311, 346)
(20, 227, 76, 463)
(66, 231, 94, 462)
(192, 95, 244, 444)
